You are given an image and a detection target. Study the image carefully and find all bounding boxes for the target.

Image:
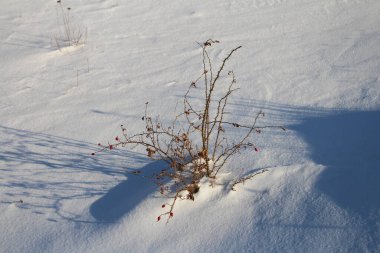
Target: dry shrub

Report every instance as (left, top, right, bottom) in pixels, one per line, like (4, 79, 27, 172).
(93, 39, 285, 223)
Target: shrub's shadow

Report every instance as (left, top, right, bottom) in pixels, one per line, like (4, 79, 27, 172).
(291, 110, 380, 230)
(0, 125, 149, 223)
(90, 160, 167, 222)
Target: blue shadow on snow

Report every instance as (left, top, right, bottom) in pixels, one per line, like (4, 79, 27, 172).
(291, 110, 380, 234)
(90, 160, 167, 222)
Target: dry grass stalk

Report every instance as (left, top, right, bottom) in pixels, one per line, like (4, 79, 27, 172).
(54, 1, 87, 50)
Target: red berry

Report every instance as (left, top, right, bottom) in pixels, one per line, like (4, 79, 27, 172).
(157, 216, 161, 222)
(109, 145, 113, 150)
(254, 147, 259, 152)
(169, 212, 174, 217)
(161, 204, 165, 208)
(115, 136, 119, 141)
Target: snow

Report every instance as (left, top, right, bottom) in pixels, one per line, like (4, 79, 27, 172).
(1, 0, 379, 252)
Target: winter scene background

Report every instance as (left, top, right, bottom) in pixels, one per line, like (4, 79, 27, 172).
(0, 0, 379, 252)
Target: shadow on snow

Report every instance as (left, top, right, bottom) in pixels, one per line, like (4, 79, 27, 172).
(291, 110, 380, 238)
(90, 160, 166, 222)
(0, 125, 163, 223)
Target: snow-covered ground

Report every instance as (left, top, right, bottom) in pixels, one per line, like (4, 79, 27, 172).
(1, 0, 379, 252)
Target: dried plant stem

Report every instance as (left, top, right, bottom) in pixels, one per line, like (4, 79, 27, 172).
(231, 169, 269, 191)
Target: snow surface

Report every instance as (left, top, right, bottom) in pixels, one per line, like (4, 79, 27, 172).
(1, 0, 379, 252)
